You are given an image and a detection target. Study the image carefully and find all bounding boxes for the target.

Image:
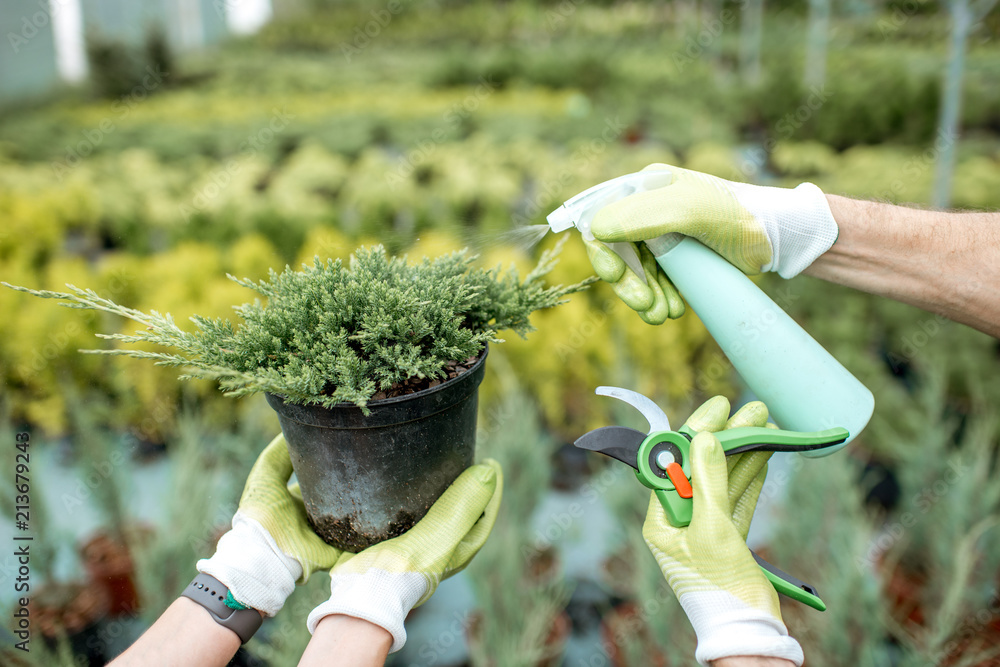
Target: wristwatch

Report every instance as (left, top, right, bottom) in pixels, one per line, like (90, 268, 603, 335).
(181, 573, 263, 644)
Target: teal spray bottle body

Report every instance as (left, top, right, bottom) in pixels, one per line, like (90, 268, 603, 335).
(547, 170, 874, 452)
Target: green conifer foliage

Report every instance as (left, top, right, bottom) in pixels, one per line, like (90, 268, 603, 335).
(4, 241, 594, 412)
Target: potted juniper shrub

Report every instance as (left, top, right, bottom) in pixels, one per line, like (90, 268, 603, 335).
(6, 241, 593, 551)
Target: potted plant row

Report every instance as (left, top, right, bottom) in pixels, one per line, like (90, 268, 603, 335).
(6, 241, 593, 550)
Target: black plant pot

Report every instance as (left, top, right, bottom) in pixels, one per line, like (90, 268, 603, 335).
(266, 347, 488, 552)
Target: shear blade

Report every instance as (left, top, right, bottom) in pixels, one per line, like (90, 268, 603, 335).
(595, 386, 671, 433)
(573, 426, 646, 470)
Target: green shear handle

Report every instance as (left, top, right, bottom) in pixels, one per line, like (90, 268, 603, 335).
(637, 425, 849, 527)
(637, 425, 848, 612)
(753, 552, 827, 612)
(572, 385, 849, 614)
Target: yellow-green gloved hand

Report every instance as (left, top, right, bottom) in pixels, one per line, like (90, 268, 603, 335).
(306, 459, 503, 653)
(643, 397, 803, 666)
(198, 434, 343, 616)
(589, 163, 838, 324)
(583, 236, 686, 324)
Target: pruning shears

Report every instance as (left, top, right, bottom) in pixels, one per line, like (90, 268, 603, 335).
(575, 386, 849, 612)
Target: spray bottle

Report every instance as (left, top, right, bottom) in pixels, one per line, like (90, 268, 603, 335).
(547, 170, 874, 453)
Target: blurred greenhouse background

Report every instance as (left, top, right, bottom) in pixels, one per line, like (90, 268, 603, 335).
(2, 0, 1000, 665)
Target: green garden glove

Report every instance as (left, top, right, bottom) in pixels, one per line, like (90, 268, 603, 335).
(643, 397, 804, 666)
(198, 434, 342, 616)
(589, 163, 838, 324)
(306, 459, 503, 653)
(583, 237, 686, 323)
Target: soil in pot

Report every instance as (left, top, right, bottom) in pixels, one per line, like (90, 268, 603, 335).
(268, 348, 488, 551)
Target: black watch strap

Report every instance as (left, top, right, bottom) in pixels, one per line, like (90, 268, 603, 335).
(181, 573, 263, 644)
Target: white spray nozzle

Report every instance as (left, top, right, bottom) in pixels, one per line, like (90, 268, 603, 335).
(546, 170, 673, 282)
(546, 170, 673, 239)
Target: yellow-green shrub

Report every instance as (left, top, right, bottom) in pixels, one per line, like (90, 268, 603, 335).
(1, 257, 103, 434)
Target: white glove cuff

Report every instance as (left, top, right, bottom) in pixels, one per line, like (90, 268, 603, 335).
(680, 591, 804, 666)
(306, 570, 428, 653)
(197, 511, 302, 617)
(730, 181, 839, 278)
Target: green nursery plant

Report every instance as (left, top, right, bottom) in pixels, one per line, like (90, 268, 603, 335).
(4, 240, 593, 412)
(767, 356, 1000, 667)
(7, 240, 595, 551)
(467, 389, 573, 666)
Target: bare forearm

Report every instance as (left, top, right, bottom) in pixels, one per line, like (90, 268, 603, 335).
(109, 598, 242, 667)
(805, 195, 1000, 338)
(298, 614, 392, 667)
(711, 658, 798, 667)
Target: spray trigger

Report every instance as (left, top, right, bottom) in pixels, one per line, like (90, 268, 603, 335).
(546, 170, 672, 283)
(546, 170, 672, 237)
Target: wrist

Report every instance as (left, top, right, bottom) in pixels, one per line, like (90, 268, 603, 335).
(711, 657, 799, 667)
(111, 597, 244, 666)
(678, 592, 803, 667)
(179, 573, 265, 644)
(299, 614, 393, 666)
(197, 511, 302, 617)
(315, 614, 393, 651)
(307, 570, 428, 653)
(728, 180, 838, 278)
